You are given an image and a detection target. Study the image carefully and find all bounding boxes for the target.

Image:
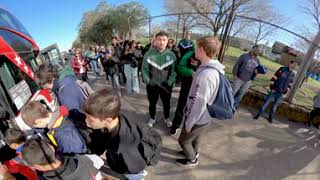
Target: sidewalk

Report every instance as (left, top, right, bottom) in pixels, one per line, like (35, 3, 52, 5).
(89, 73, 320, 180)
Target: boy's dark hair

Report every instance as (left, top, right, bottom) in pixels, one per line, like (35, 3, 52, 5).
(35, 64, 58, 86)
(83, 89, 121, 119)
(4, 128, 26, 145)
(20, 101, 49, 127)
(252, 45, 259, 49)
(155, 31, 169, 38)
(22, 138, 57, 166)
(290, 60, 297, 64)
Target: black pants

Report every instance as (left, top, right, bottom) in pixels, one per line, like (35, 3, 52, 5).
(308, 107, 320, 127)
(146, 84, 172, 120)
(78, 73, 88, 82)
(171, 77, 193, 130)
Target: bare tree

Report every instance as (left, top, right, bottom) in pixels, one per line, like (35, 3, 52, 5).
(248, 1, 287, 45)
(302, 0, 320, 30)
(186, 0, 255, 37)
(164, 0, 198, 38)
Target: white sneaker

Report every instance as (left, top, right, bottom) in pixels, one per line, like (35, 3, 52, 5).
(164, 118, 172, 128)
(142, 170, 148, 176)
(148, 119, 155, 127)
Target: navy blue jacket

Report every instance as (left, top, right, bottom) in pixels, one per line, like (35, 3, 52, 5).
(270, 66, 295, 94)
(54, 75, 84, 111)
(48, 107, 87, 154)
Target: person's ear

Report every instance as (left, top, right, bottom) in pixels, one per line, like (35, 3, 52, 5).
(34, 119, 42, 126)
(9, 143, 18, 150)
(105, 117, 114, 124)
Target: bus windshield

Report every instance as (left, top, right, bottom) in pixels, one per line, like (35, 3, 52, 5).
(0, 8, 32, 39)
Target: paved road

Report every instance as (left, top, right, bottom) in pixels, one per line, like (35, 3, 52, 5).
(89, 72, 320, 180)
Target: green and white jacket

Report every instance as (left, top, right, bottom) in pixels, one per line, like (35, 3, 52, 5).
(142, 47, 177, 86)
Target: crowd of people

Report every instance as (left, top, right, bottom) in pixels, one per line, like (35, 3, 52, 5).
(1, 29, 319, 180)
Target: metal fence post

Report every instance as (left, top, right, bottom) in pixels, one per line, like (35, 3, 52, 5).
(149, 16, 151, 42)
(176, 14, 181, 43)
(287, 30, 320, 103)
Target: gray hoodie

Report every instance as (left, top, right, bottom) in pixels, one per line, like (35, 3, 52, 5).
(232, 53, 259, 82)
(183, 59, 224, 132)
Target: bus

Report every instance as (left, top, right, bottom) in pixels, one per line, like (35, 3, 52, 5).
(0, 8, 56, 141)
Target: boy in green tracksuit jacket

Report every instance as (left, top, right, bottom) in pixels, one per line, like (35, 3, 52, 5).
(142, 31, 177, 128)
(170, 51, 201, 135)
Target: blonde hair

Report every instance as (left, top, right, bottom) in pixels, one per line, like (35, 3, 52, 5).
(196, 36, 221, 58)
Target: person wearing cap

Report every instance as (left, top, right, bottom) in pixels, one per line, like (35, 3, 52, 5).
(232, 45, 261, 109)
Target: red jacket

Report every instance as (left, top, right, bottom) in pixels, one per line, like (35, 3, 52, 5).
(4, 157, 37, 180)
(71, 56, 88, 75)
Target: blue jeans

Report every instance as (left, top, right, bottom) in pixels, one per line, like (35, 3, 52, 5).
(90, 60, 98, 76)
(124, 64, 139, 94)
(124, 171, 144, 180)
(108, 73, 120, 92)
(233, 79, 251, 108)
(257, 91, 283, 119)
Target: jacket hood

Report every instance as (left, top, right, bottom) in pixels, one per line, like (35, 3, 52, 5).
(197, 59, 225, 75)
(43, 155, 97, 180)
(53, 75, 77, 93)
(59, 65, 75, 80)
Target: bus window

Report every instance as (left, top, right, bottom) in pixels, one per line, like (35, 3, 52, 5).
(0, 55, 38, 113)
(0, 29, 39, 71)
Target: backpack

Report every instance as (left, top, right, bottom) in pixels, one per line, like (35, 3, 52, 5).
(138, 125, 162, 166)
(206, 67, 236, 120)
(75, 80, 94, 99)
(47, 107, 88, 154)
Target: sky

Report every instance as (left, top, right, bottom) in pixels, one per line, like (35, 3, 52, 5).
(0, 0, 314, 51)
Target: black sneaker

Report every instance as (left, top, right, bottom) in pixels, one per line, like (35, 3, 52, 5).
(176, 158, 198, 167)
(169, 128, 178, 136)
(177, 151, 199, 158)
(253, 114, 260, 120)
(267, 117, 273, 123)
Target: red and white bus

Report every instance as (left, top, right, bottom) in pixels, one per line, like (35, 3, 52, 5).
(0, 8, 56, 138)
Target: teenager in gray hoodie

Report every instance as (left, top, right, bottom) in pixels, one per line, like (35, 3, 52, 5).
(232, 45, 260, 108)
(176, 36, 224, 167)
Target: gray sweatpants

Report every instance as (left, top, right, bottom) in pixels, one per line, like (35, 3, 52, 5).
(178, 122, 211, 160)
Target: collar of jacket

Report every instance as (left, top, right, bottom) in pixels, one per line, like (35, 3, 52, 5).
(47, 106, 69, 129)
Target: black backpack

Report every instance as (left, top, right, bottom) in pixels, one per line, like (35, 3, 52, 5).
(138, 125, 162, 166)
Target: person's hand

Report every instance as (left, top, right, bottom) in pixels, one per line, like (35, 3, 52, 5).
(233, 75, 238, 81)
(255, 69, 259, 74)
(0, 163, 8, 175)
(192, 71, 196, 79)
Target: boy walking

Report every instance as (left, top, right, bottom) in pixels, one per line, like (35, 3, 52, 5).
(232, 45, 260, 108)
(142, 31, 177, 127)
(176, 36, 224, 167)
(254, 61, 297, 123)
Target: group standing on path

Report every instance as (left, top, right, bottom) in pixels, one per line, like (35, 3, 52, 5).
(3, 28, 320, 180)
